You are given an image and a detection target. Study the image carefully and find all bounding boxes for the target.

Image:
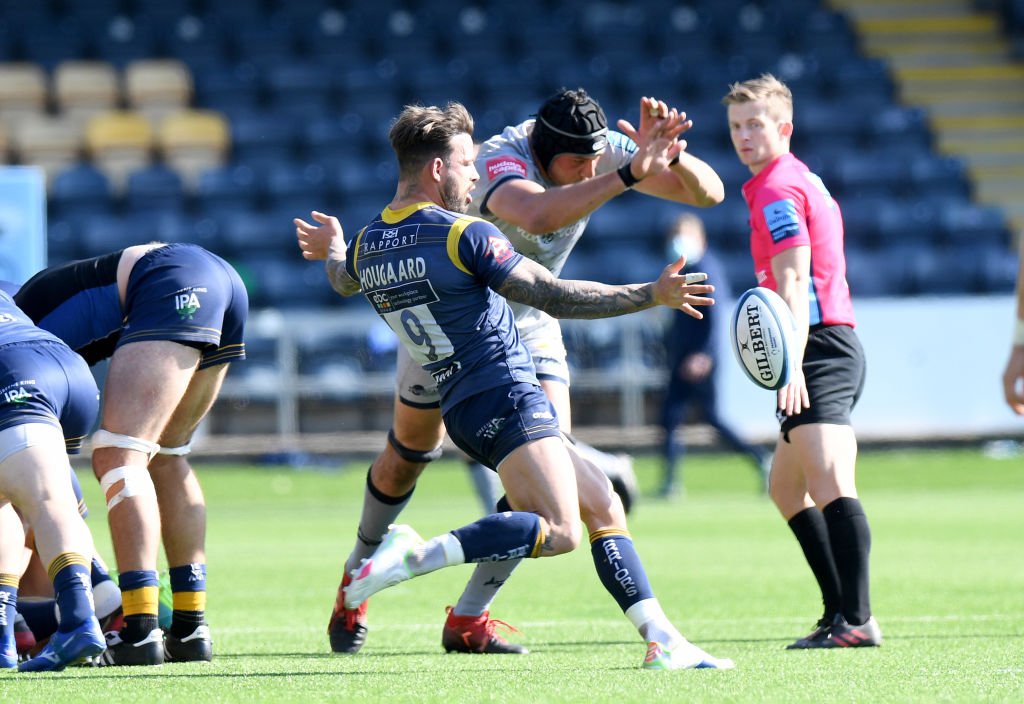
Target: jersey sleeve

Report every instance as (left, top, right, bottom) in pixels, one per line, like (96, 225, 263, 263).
(457, 220, 523, 289)
(750, 182, 810, 257)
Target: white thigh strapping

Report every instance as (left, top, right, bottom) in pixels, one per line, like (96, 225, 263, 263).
(0, 422, 64, 466)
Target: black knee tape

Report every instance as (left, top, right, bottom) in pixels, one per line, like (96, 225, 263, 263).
(364, 465, 415, 506)
(387, 428, 442, 464)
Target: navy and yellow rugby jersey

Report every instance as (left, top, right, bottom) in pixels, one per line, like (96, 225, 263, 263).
(346, 202, 537, 409)
(0, 289, 66, 347)
(0, 289, 100, 451)
(14, 249, 124, 364)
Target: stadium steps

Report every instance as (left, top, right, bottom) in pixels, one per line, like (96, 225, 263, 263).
(828, 0, 1024, 235)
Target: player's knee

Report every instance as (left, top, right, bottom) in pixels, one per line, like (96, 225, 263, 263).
(542, 517, 582, 556)
(91, 429, 160, 462)
(97, 465, 156, 512)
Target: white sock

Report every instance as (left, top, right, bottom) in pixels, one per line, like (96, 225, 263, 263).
(625, 598, 684, 648)
(408, 533, 465, 575)
(452, 559, 522, 616)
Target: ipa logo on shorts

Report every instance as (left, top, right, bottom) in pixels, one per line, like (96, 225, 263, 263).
(175, 289, 203, 320)
(1, 382, 30, 406)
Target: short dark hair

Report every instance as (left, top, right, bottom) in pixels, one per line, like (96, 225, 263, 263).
(389, 102, 474, 180)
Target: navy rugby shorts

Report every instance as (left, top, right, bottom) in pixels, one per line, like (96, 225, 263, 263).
(443, 382, 562, 469)
(0, 339, 99, 454)
(777, 323, 865, 438)
(119, 243, 248, 370)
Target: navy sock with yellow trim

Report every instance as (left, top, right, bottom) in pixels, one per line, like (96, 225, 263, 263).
(118, 569, 160, 642)
(168, 563, 207, 638)
(49, 552, 93, 632)
(589, 531, 654, 613)
(0, 573, 18, 648)
(451, 512, 543, 562)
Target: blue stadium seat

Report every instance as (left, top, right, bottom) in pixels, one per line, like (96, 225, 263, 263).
(263, 162, 331, 215)
(229, 112, 299, 169)
(299, 115, 366, 164)
(909, 155, 971, 201)
(234, 255, 335, 309)
(844, 248, 898, 298)
(78, 215, 139, 256)
(46, 218, 85, 265)
(19, 19, 90, 71)
(194, 163, 263, 219)
(93, 15, 161, 67)
(833, 151, 911, 200)
(939, 202, 1010, 248)
(164, 15, 229, 72)
(219, 211, 297, 259)
(49, 164, 116, 219)
(124, 164, 187, 215)
(194, 65, 262, 118)
(977, 243, 1020, 293)
(264, 61, 334, 117)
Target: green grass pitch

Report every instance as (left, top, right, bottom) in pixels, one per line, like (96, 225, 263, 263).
(3, 447, 1023, 702)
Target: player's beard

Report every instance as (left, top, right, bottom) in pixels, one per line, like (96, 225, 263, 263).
(439, 172, 468, 213)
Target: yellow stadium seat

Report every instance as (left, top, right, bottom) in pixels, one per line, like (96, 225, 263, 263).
(11, 115, 84, 187)
(53, 60, 121, 127)
(123, 59, 194, 124)
(157, 109, 231, 190)
(85, 110, 154, 192)
(0, 63, 48, 129)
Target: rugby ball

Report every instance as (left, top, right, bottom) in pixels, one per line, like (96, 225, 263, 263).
(730, 287, 797, 390)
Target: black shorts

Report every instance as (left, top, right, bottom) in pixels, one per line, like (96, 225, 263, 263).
(777, 324, 865, 437)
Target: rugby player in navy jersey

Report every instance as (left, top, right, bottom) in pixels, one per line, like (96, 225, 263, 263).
(300, 90, 732, 668)
(15, 243, 248, 666)
(300, 101, 734, 670)
(0, 288, 106, 671)
(724, 74, 878, 648)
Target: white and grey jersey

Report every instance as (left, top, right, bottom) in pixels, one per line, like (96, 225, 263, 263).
(469, 119, 637, 333)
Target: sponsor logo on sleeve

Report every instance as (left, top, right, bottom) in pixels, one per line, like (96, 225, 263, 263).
(763, 198, 800, 243)
(486, 157, 528, 181)
(487, 236, 516, 263)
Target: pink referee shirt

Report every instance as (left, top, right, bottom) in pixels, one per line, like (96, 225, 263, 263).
(742, 153, 856, 327)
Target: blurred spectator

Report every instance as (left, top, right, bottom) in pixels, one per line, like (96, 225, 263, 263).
(658, 213, 769, 497)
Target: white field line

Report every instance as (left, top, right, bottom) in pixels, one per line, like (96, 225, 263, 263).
(216, 613, 1023, 636)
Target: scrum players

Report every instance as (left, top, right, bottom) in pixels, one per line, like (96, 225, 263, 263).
(301, 100, 733, 670)
(0, 287, 105, 671)
(15, 243, 247, 666)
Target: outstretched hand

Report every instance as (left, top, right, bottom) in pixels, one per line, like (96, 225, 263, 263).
(616, 96, 693, 180)
(652, 255, 714, 318)
(294, 211, 344, 261)
(1003, 346, 1024, 415)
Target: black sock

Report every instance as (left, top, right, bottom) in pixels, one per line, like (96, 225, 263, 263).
(787, 507, 842, 618)
(122, 613, 160, 643)
(823, 497, 872, 625)
(170, 610, 205, 638)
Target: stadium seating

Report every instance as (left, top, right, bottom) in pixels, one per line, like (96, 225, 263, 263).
(84, 110, 155, 192)
(157, 108, 231, 190)
(10, 115, 83, 186)
(0, 63, 48, 129)
(52, 60, 121, 128)
(2, 0, 1008, 305)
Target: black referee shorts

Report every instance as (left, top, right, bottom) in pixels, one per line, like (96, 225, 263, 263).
(777, 323, 865, 438)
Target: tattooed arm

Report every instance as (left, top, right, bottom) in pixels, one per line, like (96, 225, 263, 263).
(496, 255, 714, 320)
